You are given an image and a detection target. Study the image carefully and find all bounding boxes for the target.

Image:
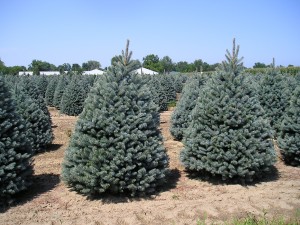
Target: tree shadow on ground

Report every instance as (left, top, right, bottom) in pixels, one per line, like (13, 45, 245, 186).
(186, 165, 279, 187)
(0, 173, 60, 213)
(90, 168, 180, 204)
(35, 144, 63, 155)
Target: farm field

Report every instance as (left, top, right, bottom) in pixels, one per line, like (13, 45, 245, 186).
(1, 107, 300, 225)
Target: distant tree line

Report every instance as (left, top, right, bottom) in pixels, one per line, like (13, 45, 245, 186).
(0, 59, 101, 75)
(0, 56, 299, 75)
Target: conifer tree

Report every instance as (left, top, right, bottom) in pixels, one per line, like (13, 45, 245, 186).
(148, 74, 176, 111)
(53, 75, 68, 109)
(13, 85, 53, 153)
(258, 66, 291, 136)
(59, 76, 87, 116)
(181, 39, 276, 182)
(34, 75, 48, 98)
(278, 86, 300, 166)
(170, 75, 206, 140)
(0, 76, 33, 205)
(19, 77, 51, 117)
(62, 40, 168, 197)
(45, 76, 58, 107)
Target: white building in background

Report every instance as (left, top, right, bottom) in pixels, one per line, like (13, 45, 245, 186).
(82, 69, 104, 75)
(39, 71, 60, 76)
(18, 71, 34, 76)
(134, 67, 158, 75)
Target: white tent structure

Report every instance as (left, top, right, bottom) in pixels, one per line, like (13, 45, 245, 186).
(40, 71, 60, 76)
(18, 71, 33, 76)
(134, 67, 158, 75)
(82, 69, 104, 75)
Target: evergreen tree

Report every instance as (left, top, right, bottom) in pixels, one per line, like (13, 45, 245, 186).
(148, 74, 176, 111)
(0, 76, 33, 205)
(170, 74, 206, 140)
(59, 76, 87, 116)
(258, 68, 291, 136)
(45, 76, 58, 107)
(62, 40, 169, 197)
(181, 39, 276, 182)
(278, 86, 300, 166)
(34, 75, 48, 98)
(13, 85, 53, 153)
(19, 77, 51, 117)
(53, 75, 68, 109)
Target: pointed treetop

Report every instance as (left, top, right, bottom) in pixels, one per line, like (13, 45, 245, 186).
(111, 39, 140, 74)
(220, 38, 244, 75)
(121, 39, 133, 66)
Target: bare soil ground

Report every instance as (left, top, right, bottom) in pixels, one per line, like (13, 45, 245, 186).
(1, 108, 300, 225)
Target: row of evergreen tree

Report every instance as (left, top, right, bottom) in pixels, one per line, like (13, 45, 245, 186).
(170, 41, 300, 178)
(42, 70, 187, 115)
(1, 39, 299, 206)
(0, 74, 55, 205)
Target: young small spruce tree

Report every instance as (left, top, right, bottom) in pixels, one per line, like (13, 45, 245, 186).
(62, 40, 169, 197)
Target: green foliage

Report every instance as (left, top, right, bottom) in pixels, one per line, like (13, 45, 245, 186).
(13, 85, 53, 153)
(245, 67, 300, 76)
(28, 59, 57, 75)
(143, 54, 162, 73)
(278, 86, 300, 166)
(59, 76, 87, 116)
(167, 100, 176, 108)
(253, 62, 268, 68)
(62, 40, 169, 197)
(45, 76, 59, 107)
(82, 60, 101, 71)
(170, 75, 206, 140)
(0, 76, 33, 205)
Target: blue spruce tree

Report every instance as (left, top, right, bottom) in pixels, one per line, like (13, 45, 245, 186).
(170, 74, 206, 141)
(0, 76, 33, 205)
(45, 76, 59, 107)
(13, 85, 53, 153)
(258, 59, 291, 136)
(277, 86, 300, 166)
(53, 75, 69, 109)
(59, 76, 87, 116)
(181, 39, 276, 182)
(62, 40, 169, 197)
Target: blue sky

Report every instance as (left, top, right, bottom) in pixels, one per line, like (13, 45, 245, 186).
(0, 0, 299, 68)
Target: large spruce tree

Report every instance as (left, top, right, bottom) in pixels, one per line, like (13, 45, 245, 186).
(278, 86, 300, 166)
(62, 40, 169, 197)
(181, 39, 276, 182)
(0, 76, 33, 205)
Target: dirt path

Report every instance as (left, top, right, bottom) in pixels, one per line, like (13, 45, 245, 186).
(1, 109, 300, 225)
